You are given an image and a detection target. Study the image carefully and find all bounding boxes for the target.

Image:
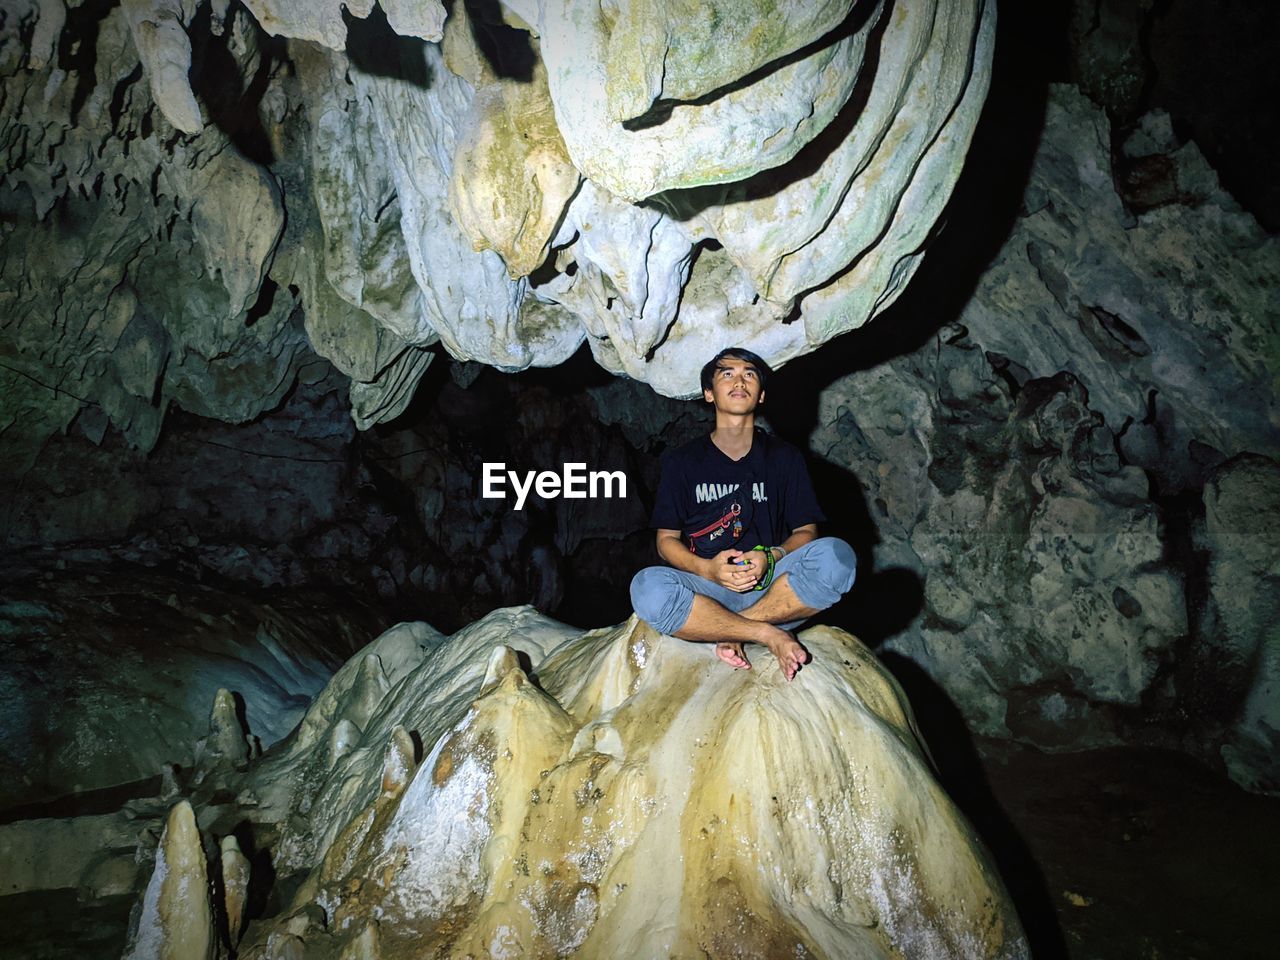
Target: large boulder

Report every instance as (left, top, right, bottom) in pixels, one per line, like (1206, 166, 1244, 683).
(232, 608, 1026, 958)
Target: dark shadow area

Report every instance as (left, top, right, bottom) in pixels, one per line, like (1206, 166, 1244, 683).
(58, 0, 119, 127)
(230, 690, 253, 745)
(0, 774, 162, 825)
(230, 819, 279, 926)
(0, 888, 133, 960)
(880, 652, 1069, 960)
(811, 565, 924, 647)
(464, 0, 537, 81)
(188, 2, 283, 165)
(345, 3, 432, 88)
(406, 729, 426, 764)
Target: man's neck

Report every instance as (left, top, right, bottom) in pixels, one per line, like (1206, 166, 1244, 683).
(710, 414, 755, 460)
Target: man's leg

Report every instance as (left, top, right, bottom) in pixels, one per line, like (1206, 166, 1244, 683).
(715, 538, 857, 673)
(748, 537, 857, 629)
(630, 566, 806, 679)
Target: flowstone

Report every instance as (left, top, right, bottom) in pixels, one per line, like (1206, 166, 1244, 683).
(1, 0, 994, 460)
(228, 607, 1025, 959)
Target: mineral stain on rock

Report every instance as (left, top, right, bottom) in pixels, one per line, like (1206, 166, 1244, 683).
(225, 609, 1026, 958)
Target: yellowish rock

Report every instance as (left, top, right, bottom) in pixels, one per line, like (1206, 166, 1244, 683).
(446, 6, 581, 279)
(124, 800, 215, 960)
(243, 611, 1025, 958)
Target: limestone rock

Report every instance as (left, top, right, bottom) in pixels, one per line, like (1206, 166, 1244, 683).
(206, 687, 252, 768)
(0, 567, 373, 809)
(121, 0, 203, 134)
(601, 0, 858, 123)
(123, 800, 215, 960)
(0, 0, 305, 465)
(221, 834, 252, 947)
(239, 609, 1025, 958)
(445, 4, 581, 279)
(809, 85, 1279, 788)
(1199, 455, 1280, 793)
(27, 0, 64, 71)
(1, 0, 995, 459)
(539, 0, 998, 396)
(534, 0, 875, 201)
(244, 1, 447, 47)
(0, 812, 139, 896)
(961, 86, 1279, 475)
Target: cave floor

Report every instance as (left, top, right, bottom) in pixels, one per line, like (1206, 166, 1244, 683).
(974, 741, 1277, 960)
(1, 744, 1274, 958)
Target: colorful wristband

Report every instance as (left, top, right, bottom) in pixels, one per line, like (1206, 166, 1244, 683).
(751, 544, 776, 591)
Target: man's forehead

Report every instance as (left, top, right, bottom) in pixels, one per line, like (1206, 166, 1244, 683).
(716, 358, 758, 373)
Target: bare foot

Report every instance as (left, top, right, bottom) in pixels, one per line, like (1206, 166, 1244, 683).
(763, 628, 810, 681)
(715, 641, 751, 670)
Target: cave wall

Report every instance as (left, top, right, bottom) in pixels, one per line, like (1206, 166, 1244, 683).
(2, 1, 1278, 797)
(810, 85, 1278, 792)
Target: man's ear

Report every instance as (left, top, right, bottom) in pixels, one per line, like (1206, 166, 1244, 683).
(759, 389, 765, 405)
(704, 388, 715, 403)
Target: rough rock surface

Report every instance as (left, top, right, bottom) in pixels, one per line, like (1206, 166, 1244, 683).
(122, 800, 215, 960)
(1, 0, 303, 474)
(811, 86, 1279, 790)
(1197, 455, 1280, 794)
(0, 565, 381, 810)
(1, 360, 676, 630)
(221, 608, 1026, 958)
(1, 0, 994, 466)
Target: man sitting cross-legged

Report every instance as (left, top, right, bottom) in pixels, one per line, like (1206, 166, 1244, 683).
(630, 348, 856, 680)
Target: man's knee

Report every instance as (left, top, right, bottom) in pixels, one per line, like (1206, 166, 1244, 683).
(630, 566, 693, 635)
(788, 537, 857, 609)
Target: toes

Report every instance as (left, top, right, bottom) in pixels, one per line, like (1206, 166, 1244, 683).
(715, 643, 750, 669)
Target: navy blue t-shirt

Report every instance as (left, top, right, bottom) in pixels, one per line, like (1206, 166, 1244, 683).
(650, 429, 825, 558)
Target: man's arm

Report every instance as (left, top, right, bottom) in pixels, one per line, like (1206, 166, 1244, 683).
(775, 523, 818, 561)
(736, 523, 819, 582)
(656, 529, 758, 591)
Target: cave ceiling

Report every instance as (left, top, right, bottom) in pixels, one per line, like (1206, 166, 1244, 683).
(0, 0, 994, 469)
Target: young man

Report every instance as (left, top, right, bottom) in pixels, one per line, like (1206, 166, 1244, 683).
(630, 348, 857, 680)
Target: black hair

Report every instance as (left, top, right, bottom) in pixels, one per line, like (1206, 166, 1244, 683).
(700, 347, 773, 394)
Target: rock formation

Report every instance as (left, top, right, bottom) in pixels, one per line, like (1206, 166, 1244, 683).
(221, 833, 252, 948)
(811, 86, 1279, 791)
(1, 0, 994, 464)
(225, 608, 1025, 958)
(123, 800, 216, 960)
(0, 565, 383, 809)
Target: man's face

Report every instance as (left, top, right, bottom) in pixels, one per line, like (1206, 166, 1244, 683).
(704, 358, 765, 413)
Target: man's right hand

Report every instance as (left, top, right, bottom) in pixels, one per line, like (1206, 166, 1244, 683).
(704, 549, 759, 592)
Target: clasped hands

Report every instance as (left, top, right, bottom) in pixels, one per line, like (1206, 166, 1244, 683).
(707, 548, 768, 592)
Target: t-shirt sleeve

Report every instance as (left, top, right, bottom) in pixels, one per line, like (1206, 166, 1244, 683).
(782, 446, 825, 531)
(650, 451, 686, 530)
